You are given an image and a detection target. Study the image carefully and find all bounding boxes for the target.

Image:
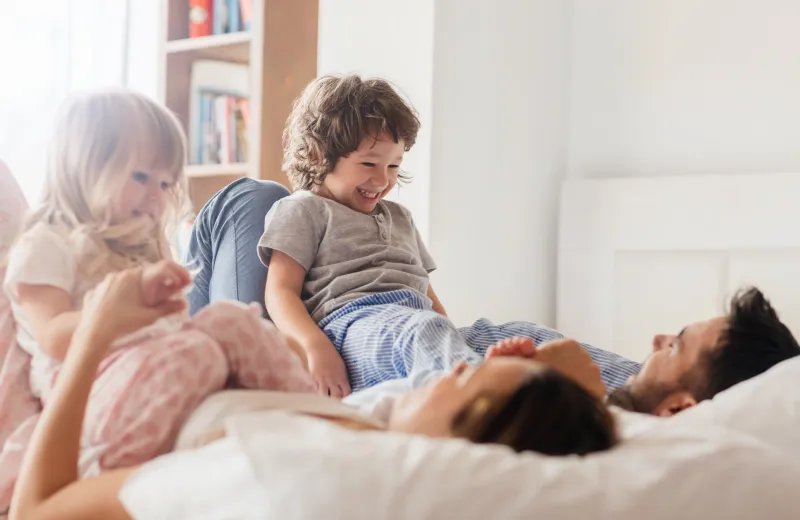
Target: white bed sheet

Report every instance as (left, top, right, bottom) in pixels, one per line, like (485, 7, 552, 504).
(120, 357, 800, 520)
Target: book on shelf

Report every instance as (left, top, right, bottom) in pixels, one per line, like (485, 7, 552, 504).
(189, 60, 250, 166)
(189, 0, 253, 38)
(198, 93, 249, 165)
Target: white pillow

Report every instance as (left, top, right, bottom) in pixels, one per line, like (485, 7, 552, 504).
(221, 411, 800, 520)
(122, 411, 800, 520)
(669, 355, 800, 456)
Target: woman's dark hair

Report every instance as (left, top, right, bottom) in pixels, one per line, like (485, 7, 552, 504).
(452, 368, 618, 456)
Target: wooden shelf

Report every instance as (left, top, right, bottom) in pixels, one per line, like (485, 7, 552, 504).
(186, 163, 250, 178)
(165, 32, 251, 63)
(163, 0, 318, 210)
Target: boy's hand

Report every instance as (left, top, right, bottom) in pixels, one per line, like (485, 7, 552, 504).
(304, 338, 351, 398)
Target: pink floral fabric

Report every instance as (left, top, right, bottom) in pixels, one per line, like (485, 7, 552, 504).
(67, 301, 315, 474)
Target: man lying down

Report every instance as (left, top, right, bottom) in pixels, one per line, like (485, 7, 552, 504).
(347, 286, 800, 418)
(9, 270, 799, 519)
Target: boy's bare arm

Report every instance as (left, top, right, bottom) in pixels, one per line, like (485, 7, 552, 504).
(265, 250, 351, 397)
(427, 284, 448, 316)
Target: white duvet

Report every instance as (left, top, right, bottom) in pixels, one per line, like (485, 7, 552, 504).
(120, 357, 800, 519)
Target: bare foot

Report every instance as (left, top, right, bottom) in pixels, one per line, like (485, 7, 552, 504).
(484, 336, 536, 360)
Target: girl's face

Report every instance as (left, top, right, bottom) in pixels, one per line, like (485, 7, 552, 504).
(109, 165, 176, 226)
(319, 132, 405, 214)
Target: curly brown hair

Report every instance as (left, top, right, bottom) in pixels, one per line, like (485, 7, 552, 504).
(282, 74, 421, 191)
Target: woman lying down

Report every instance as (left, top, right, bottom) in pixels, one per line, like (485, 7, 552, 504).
(10, 266, 616, 520)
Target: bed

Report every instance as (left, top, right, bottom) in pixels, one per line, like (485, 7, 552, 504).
(557, 172, 800, 360)
(3, 171, 800, 519)
(114, 173, 800, 519)
(120, 358, 800, 519)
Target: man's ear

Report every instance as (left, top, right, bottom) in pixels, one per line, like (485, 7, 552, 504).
(652, 391, 698, 417)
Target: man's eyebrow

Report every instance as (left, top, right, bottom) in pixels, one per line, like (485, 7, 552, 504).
(677, 327, 686, 343)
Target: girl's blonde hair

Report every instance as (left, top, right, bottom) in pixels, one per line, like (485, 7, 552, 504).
(22, 89, 190, 279)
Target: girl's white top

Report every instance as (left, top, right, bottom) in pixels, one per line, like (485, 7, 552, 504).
(3, 223, 96, 397)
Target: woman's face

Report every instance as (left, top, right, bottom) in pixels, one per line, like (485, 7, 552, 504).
(387, 357, 544, 438)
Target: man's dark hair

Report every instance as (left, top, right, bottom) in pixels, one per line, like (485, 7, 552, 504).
(694, 287, 800, 400)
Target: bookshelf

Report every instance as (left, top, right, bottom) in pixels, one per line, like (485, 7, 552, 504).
(161, 0, 318, 212)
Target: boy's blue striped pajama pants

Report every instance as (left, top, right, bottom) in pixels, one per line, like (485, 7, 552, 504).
(320, 290, 641, 392)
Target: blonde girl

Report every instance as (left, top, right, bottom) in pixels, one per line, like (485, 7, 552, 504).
(5, 90, 188, 397)
(1, 90, 314, 514)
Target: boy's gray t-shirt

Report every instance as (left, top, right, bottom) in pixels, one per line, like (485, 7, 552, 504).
(257, 191, 436, 323)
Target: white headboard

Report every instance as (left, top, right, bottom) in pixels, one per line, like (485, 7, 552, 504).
(557, 173, 800, 362)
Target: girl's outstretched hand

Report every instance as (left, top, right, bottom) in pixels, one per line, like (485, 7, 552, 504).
(141, 259, 193, 306)
(76, 267, 187, 348)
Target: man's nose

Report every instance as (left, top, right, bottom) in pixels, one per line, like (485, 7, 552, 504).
(651, 334, 673, 352)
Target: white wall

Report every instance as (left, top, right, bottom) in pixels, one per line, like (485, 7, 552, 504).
(317, 0, 435, 242)
(317, 0, 572, 327)
(428, 0, 571, 326)
(568, 0, 800, 178)
(126, 0, 163, 100)
(299, 0, 800, 329)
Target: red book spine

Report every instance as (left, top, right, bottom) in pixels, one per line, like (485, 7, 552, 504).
(189, 0, 213, 38)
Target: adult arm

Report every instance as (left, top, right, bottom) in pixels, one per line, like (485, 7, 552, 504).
(10, 267, 187, 520)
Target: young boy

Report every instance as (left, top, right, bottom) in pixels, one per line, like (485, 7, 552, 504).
(258, 74, 640, 397)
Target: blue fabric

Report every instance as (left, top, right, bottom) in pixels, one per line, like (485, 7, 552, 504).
(185, 178, 289, 317)
(321, 289, 641, 392)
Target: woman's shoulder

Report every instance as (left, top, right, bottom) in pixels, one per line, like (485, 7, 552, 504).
(177, 390, 379, 449)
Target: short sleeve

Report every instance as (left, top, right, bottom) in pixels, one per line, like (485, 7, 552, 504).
(257, 197, 324, 271)
(415, 227, 437, 273)
(3, 224, 76, 299)
(403, 208, 436, 273)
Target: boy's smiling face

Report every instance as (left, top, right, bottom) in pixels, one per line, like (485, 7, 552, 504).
(320, 132, 405, 214)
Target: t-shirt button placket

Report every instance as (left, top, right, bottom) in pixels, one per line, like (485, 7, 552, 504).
(376, 213, 388, 241)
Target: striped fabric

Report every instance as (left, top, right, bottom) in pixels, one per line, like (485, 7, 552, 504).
(320, 290, 641, 393)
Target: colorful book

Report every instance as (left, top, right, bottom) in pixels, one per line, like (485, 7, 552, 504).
(212, 0, 227, 35)
(189, 0, 212, 38)
(189, 60, 249, 165)
(239, 0, 253, 30)
(228, 0, 241, 33)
